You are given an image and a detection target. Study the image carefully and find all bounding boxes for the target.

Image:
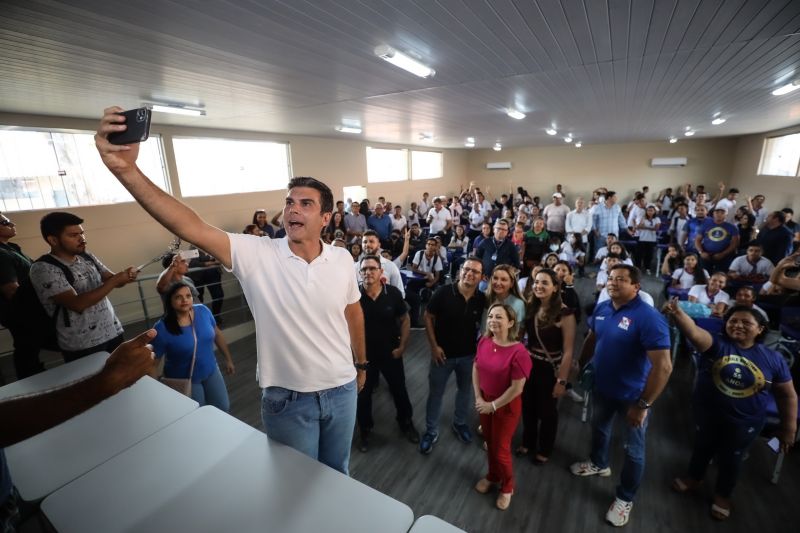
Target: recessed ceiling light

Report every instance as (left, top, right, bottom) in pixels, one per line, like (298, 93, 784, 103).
(545, 128, 557, 136)
(465, 142, 475, 148)
(669, 137, 678, 143)
(147, 103, 206, 116)
(374, 45, 435, 78)
(711, 117, 726, 125)
(684, 130, 695, 136)
(564, 136, 573, 143)
(772, 80, 800, 96)
(506, 109, 526, 120)
(574, 142, 582, 148)
(335, 125, 362, 134)
(493, 142, 502, 151)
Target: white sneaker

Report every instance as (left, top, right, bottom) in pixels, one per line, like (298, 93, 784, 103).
(570, 460, 611, 477)
(606, 497, 633, 527)
(566, 388, 584, 402)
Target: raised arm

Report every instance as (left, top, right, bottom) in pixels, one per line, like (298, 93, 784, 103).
(96, 107, 231, 268)
(662, 298, 713, 352)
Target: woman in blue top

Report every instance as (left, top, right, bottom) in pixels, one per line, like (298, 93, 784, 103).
(663, 302, 797, 521)
(152, 282, 236, 411)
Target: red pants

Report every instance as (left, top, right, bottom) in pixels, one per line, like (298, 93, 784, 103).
(480, 394, 522, 494)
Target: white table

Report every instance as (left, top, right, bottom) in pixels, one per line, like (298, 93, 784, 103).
(42, 406, 415, 533)
(0, 351, 109, 401)
(409, 515, 467, 533)
(6, 375, 198, 502)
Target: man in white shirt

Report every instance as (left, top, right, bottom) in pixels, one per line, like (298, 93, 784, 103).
(391, 205, 407, 232)
(566, 197, 593, 244)
(355, 231, 405, 297)
(749, 194, 768, 227)
(417, 193, 431, 224)
(688, 192, 714, 218)
(427, 197, 452, 235)
(715, 188, 739, 223)
(626, 194, 646, 235)
(727, 243, 774, 284)
(95, 107, 366, 475)
(474, 191, 493, 219)
(543, 193, 571, 240)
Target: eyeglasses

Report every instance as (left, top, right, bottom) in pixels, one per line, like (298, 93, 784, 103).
(359, 266, 380, 273)
(0, 219, 13, 227)
(462, 267, 482, 275)
(607, 276, 632, 284)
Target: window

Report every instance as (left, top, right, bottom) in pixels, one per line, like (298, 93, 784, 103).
(0, 129, 168, 212)
(366, 147, 408, 183)
(366, 147, 442, 182)
(172, 137, 291, 197)
(758, 132, 800, 176)
(411, 150, 443, 180)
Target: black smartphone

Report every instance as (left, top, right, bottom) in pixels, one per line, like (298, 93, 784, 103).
(108, 107, 151, 145)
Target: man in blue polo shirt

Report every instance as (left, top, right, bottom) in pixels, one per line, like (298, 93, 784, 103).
(367, 203, 393, 245)
(571, 264, 672, 527)
(695, 206, 739, 273)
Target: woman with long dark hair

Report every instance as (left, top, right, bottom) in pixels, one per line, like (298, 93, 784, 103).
(517, 269, 576, 464)
(325, 211, 347, 243)
(152, 282, 235, 410)
(736, 212, 757, 254)
(671, 253, 709, 289)
(251, 209, 274, 238)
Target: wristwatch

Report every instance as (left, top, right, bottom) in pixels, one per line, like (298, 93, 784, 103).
(556, 378, 567, 386)
(354, 362, 369, 371)
(636, 398, 652, 410)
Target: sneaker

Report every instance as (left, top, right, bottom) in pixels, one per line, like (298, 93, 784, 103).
(451, 422, 473, 444)
(566, 388, 584, 402)
(606, 497, 633, 527)
(419, 432, 439, 455)
(400, 422, 420, 444)
(570, 460, 611, 477)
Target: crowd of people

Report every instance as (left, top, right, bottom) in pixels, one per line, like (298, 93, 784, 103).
(2, 114, 800, 530)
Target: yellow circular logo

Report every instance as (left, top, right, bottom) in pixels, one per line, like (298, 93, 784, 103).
(706, 225, 730, 242)
(711, 354, 765, 398)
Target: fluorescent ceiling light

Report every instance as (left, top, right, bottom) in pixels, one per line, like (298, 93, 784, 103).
(465, 142, 475, 148)
(466, 137, 475, 142)
(147, 103, 206, 116)
(669, 137, 678, 144)
(545, 128, 557, 136)
(506, 109, 526, 120)
(493, 143, 502, 151)
(335, 125, 362, 134)
(419, 133, 433, 141)
(564, 136, 573, 143)
(574, 142, 582, 148)
(374, 45, 435, 78)
(711, 117, 726, 125)
(772, 80, 800, 96)
(684, 130, 695, 136)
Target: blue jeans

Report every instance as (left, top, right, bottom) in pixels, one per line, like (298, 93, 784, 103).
(425, 355, 474, 435)
(190, 365, 230, 412)
(590, 392, 649, 502)
(261, 379, 357, 475)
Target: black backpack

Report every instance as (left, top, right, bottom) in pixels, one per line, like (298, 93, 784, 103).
(13, 253, 102, 351)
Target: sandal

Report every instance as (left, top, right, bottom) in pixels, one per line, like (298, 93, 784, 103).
(671, 477, 701, 494)
(514, 446, 529, 457)
(711, 497, 731, 521)
(496, 491, 513, 510)
(474, 478, 493, 494)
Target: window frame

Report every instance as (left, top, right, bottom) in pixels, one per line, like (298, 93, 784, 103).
(757, 131, 800, 177)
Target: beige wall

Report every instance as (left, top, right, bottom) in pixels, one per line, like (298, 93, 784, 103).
(466, 137, 739, 205)
(729, 124, 800, 216)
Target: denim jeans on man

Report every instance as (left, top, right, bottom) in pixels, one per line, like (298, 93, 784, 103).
(425, 355, 474, 435)
(590, 391, 649, 502)
(261, 379, 357, 475)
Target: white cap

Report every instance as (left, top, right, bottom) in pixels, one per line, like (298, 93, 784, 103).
(552, 192, 563, 198)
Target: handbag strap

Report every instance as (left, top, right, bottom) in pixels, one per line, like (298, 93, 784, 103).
(187, 310, 198, 381)
(533, 313, 561, 371)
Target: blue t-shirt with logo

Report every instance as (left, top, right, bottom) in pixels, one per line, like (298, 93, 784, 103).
(589, 295, 671, 402)
(694, 337, 791, 425)
(699, 219, 738, 254)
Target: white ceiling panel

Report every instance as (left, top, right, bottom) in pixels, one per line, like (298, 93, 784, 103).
(0, 0, 799, 148)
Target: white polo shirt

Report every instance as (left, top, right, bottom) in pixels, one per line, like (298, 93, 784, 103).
(728, 255, 774, 277)
(689, 284, 730, 306)
(227, 234, 360, 391)
(426, 207, 452, 234)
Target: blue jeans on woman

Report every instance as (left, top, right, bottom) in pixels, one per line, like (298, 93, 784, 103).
(425, 355, 474, 436)
(590, 391, 649, 502)
(686, 407, 765, 498)
(190, 365, 230, 412)
(261, 379, 357, 475)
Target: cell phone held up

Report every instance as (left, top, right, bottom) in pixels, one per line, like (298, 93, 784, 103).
(107, 107, 152, 145)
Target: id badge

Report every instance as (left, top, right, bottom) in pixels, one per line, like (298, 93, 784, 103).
(491, 253, 498, 261)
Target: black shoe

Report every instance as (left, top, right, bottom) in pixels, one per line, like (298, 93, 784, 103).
(452, 422, 473, 444)
(359, 429, 370, 453)
(419, 432, 439, 454)
(400, 422, 420, 444)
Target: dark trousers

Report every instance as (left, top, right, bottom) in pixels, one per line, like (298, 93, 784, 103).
(686, 408, 765, 498)
(700, 253, 734, 274)
(196, 279, 224, 320)
(9, 321, 44, 379)
(636, 241, 656, 271)
(357, 355, 413, 431)
(61, 334, 124, 363)
(521, 357, 559, 456)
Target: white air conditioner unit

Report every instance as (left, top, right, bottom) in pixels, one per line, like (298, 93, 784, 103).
(486, 161, 512, 170)
(650, 157, 687, 168)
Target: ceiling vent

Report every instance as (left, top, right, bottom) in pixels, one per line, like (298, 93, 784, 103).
(486, 161, 512, 170)
(650, 157, 687, 168)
